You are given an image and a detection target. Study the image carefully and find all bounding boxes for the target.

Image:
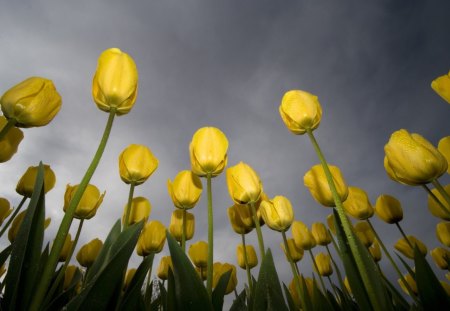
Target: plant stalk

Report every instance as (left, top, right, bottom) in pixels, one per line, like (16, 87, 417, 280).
(0, 196, 27, 238)
(250, 202, 265, 259)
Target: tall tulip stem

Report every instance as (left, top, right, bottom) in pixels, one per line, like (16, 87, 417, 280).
(206, 173, 214, 297)
(325, 244, 345, 292)
(0, 196, 27, 238)
(181, 210, 187, 252)
(124, 183, 136, 230)
(250, 202, 265, 259)
(432, 179, 450, 208)
(31, 108, 117, 310)
(241, 233, 253, 294)
(144, 253, 155, 305)
(423, 184, 450, 216)
(0, 118, 16, 140)
(395, 222, 413, 249)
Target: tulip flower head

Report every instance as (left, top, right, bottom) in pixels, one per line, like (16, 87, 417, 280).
(122, 196, 151, 226)
(431, 71, 450, 104)
(92, 48, 138, 115)
(212, 263, 237, 295)
(58, 233, 73, 262)
(326, 213, 336, 235)
(438, 136, 450, 174)
(311, 222, 332, 246)
(315, 252, 333, 276)
(8, 210, 51, 243)
(16, 164, 56, 197)
(136, 220, 166, 256)
(236, 244, 258, 269)
(291, 221, 316, 250)
(0, 116, 23, 163)
(189, 241, 208, 268)
(169, 210, 195, 242)
(394, 235, 427, 259)
(428, 184, 450, 221)
(354, 222, 375, 247)
(0, 198, 12, 225)
(227, 204, 253, 234)
(342, 187, 374, 220)
(157, 256, 173, 281)
(123, 268, 137, 291)
(119, 144, 158, 185)
(63, 184, 105, 220)
(375, 194, 403, 224)
(431, 247, 450, 270)
(369, 240, 382, 262)
(398, 273, 418, 296)
(436, 222, 450, 247)
(76, 238, 103, 268)
(63, 265, 80, 290)
(167, 170, 203, 209)
(281, 238, 304, 262)
(260, 195, 294, 232)
(0, 77, 62, 127)
(226, 162, 262, 205)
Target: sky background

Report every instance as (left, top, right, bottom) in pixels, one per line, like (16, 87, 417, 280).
(0, 0, 449, 307)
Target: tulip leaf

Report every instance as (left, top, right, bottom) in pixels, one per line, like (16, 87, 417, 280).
(253, 249, 288, 311)
(310, 279, 333, 311)
(3, 162, 45, 311)
(326, 290, 342, 311)
(167, 267, 176, 311)
(0, 244, 12, 267)
(414, 246, 450, 309)
(65, 221, 143, 311)
(282, 283, 298, 311)
(396, 253, 415, 277)
(380, 274, 409, 311)
(44, 268, 83, 311)
(229, 289, 247, 311)
(212, 269, 231, 311)
(166, 231, 213, 311)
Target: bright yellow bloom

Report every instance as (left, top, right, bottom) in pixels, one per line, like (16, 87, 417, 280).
(311, 222, 331, 246)
(327, 214, 336, 235)
(189, 127, 228, 177)
(304, 164, 348, 207)
(236, 244, 258, 269)
(136, 220, 166, 256)
(58, 234, 73, 262)
(119, 144, 158, 185)
(0, 116, 23, 163)
(0, 198, 12, 225)
(375, 194, 403, 224)
(92, 48, 138, 115)
(16, 164, 56, 197)
(292, 221, 316, 250)
(428, 184, 450, 221)
(431, 71, 450, 104)
(398, 273, 417, 296)
(157, 257, 173, 280)
(167, 170, 202, 210)
(279, 90, 322, 135)
(227, 204, 253, 234)
(315, 252, 333, 276)
(260, 196, 294, 232)
(76, 238, 103, 268)
(281, 238, 304, 263)
(123, 268, 137, 291)
(63, 265, 80, 290)
(63, 184, 105, 220)
(436, 222, 450, 247)
(354, 222, 375, 247)
(122, 196, 151, 226)
(226, 162, 262, 205)
(8, 210, 51, 243)
(212, 263, 237, 295)
(438, 136, 450, 174)
(0, 77, 62, 127)
(394, 235, 427, 259)
(384, 129, 447, 185)
(342, 186, 374, 220)
(169, 210, 195, 242)
(188, 241, 208, 268)
(431, 247, 450, 270)
(288, 277, 301, 307)
(369, 240, 382, 262)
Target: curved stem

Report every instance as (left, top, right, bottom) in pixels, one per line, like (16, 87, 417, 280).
(250, 202, 265, 259)
(181, 210, 187, 252)
(432, 179, 450, 209)
(123, 183, 136, 230)
(241, 233, 253, 294)
(325, 244, 345, 292)
(422, 184, 450, 216)
(0, 196, 27, 238)
(395, 222, 413, 249)
(308, 249, 326, 293)
(0, 118, 17, 140)
(281, 230, 304, 310)
(206, 173, 213, 297)
(30, 109, 117, 310)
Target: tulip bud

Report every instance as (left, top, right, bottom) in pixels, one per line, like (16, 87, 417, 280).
(292, 221, 316, 250)
(226, 162, 263, 205)
(123, 268, 137, 291)
(369, 240, 382, 262)
(212, 263, 237, 295)
(431, 71, 450, 104)
(436, 222, 450, 247)
(288, 277, 301, 307)
(354, 222, 375, 247)
(428, 184, 450, 221)
(311, 222, 331, 246)
(189, 127, 228, 177)
(431, 247, 450, 270)
(122, 196, 151, 226)
(0, 198, 13, 225)
(119, 144, 158, 185)
(8, 210, 51, 243)
(63, 184, 105, 220)
(136, 220, 166, 256)
(188, 241, 208, 268)
(315, 252, 333, 276)
(304, 164, 349, 207)
(227, 205, 253, 234)
(303, 277, 314, 297)
(279, 90, 322, 135)
(16, 164, 56, 197)
(0, 116, 23, 163)
(63, 265, 80, 290)
(157, 256, 173, 280)
(58, 234, 73, 262)
(342, 187, 374, 220)
(0, 77, 62, 127)
(394, 235, 427, 259)
(236, 244, 258, 269)
(375, 194, 403, 224)
(169, 210, 195, 242)
(76, 238, 103, 268)
(167, 170, 203, 210)
(92, 48, 138, 115)
(196, 267, 207, 281)
(326, 214, 336, 235)
(384, 129, 448, 185)
(438, 136, 450, 174)
(260, 196, 294, 232)
(281, 238, 304, 263)
(398, 273, 417, 296)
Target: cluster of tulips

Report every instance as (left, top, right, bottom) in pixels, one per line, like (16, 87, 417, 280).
(0, 47, 449, 311)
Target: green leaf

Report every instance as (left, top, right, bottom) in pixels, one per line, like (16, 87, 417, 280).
(282, 283, 298, 311)
(167, 267, 176, 311)
(229, 289, 247, 311)
(310, 278, 333, 311)
(325, 290, 341, 311)
(380, 272, 409, 311)
(3, 162, 45, 311)
(396, 253, 415, 277)
(0, 245, 12, 267)
(212, 270, 231, 311)
(166, 231, 212, 311)
(44, 268, 83, 311)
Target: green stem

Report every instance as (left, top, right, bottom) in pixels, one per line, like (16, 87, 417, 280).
(325, 244, 345, 292)
(206, 173, 213, 297)
(0, 196, 27, 238)
(144, 253, 155, 306)
(327, 276, 338, 298)
(422, 184, 450, 217)
(308, 249, 326, 293)
(395, 222, 413, 249)
(281, 231, 304, 310)
(30, 109, 117, 310)
(123, 183, 136, 230)
(329, 231, 343, 261)
(250, 202, 265, 259)
(241, 233, 253, 294)
(182, 209, 187, 253)
(0, 118, 16, 140)
(432, 179, 450, 209)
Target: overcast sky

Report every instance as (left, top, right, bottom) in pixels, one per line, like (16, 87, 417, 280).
(1, 0, 449, 306)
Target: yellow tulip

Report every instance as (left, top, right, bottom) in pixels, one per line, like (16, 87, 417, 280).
(398, 273, 417, 296)
(431, 71, 450, 104)
(169, 210, 195, 242)
(369, 240, 382, 262)
(438, 136, 450, 174)
(375, 194, 403, 224)
(288, 277, 301, 307)
(428, 184, 450, 220)
(394, 235, 427, 259)
(231, 194, 268, 229)
(0, 198, 12, 225)
(431, 247, 450, 270)
(0, 77, 62, 127)
(167, 170, 203, 209)
(189, 127, 228, 177)
(354, 222, 375, 247)
(188, 241, 208, 268)
(342, 186, 374, 220)
(0, 116, 23, 163)
(291, 221, 316, 250)
(8, 210, 51, 243)
(122, 196, 151, 226)
(227, 204, 253, 234)
(303, 277, 314, 297)
(16, 164, 56, 197)
(118, 144, 158, 185)
(76, 238, 103, 268)
(123, 268, 137, 291)
(92, 48, 138, 115)
(315, 252, 333, 276)
(281, 238, 304, 263)
(279, 90, 322, 135)
(136, 220, 166, 256)
(226, 162, 262, 205)
(157, 256, 173, 280)
(311, 222, 331, 246)
(236, 244, 258, 269)
(436, 222, 450, 247)
(384, 129, 447, 185)
(304, 164, 348, 207)
(63, 265, 80, 290)
(63, 184, 105, 220)
(212, 263, 237, 295)
(260, 196, 294, 232)
(58, 233, 73, 262)
(327, 213, 336, 235)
